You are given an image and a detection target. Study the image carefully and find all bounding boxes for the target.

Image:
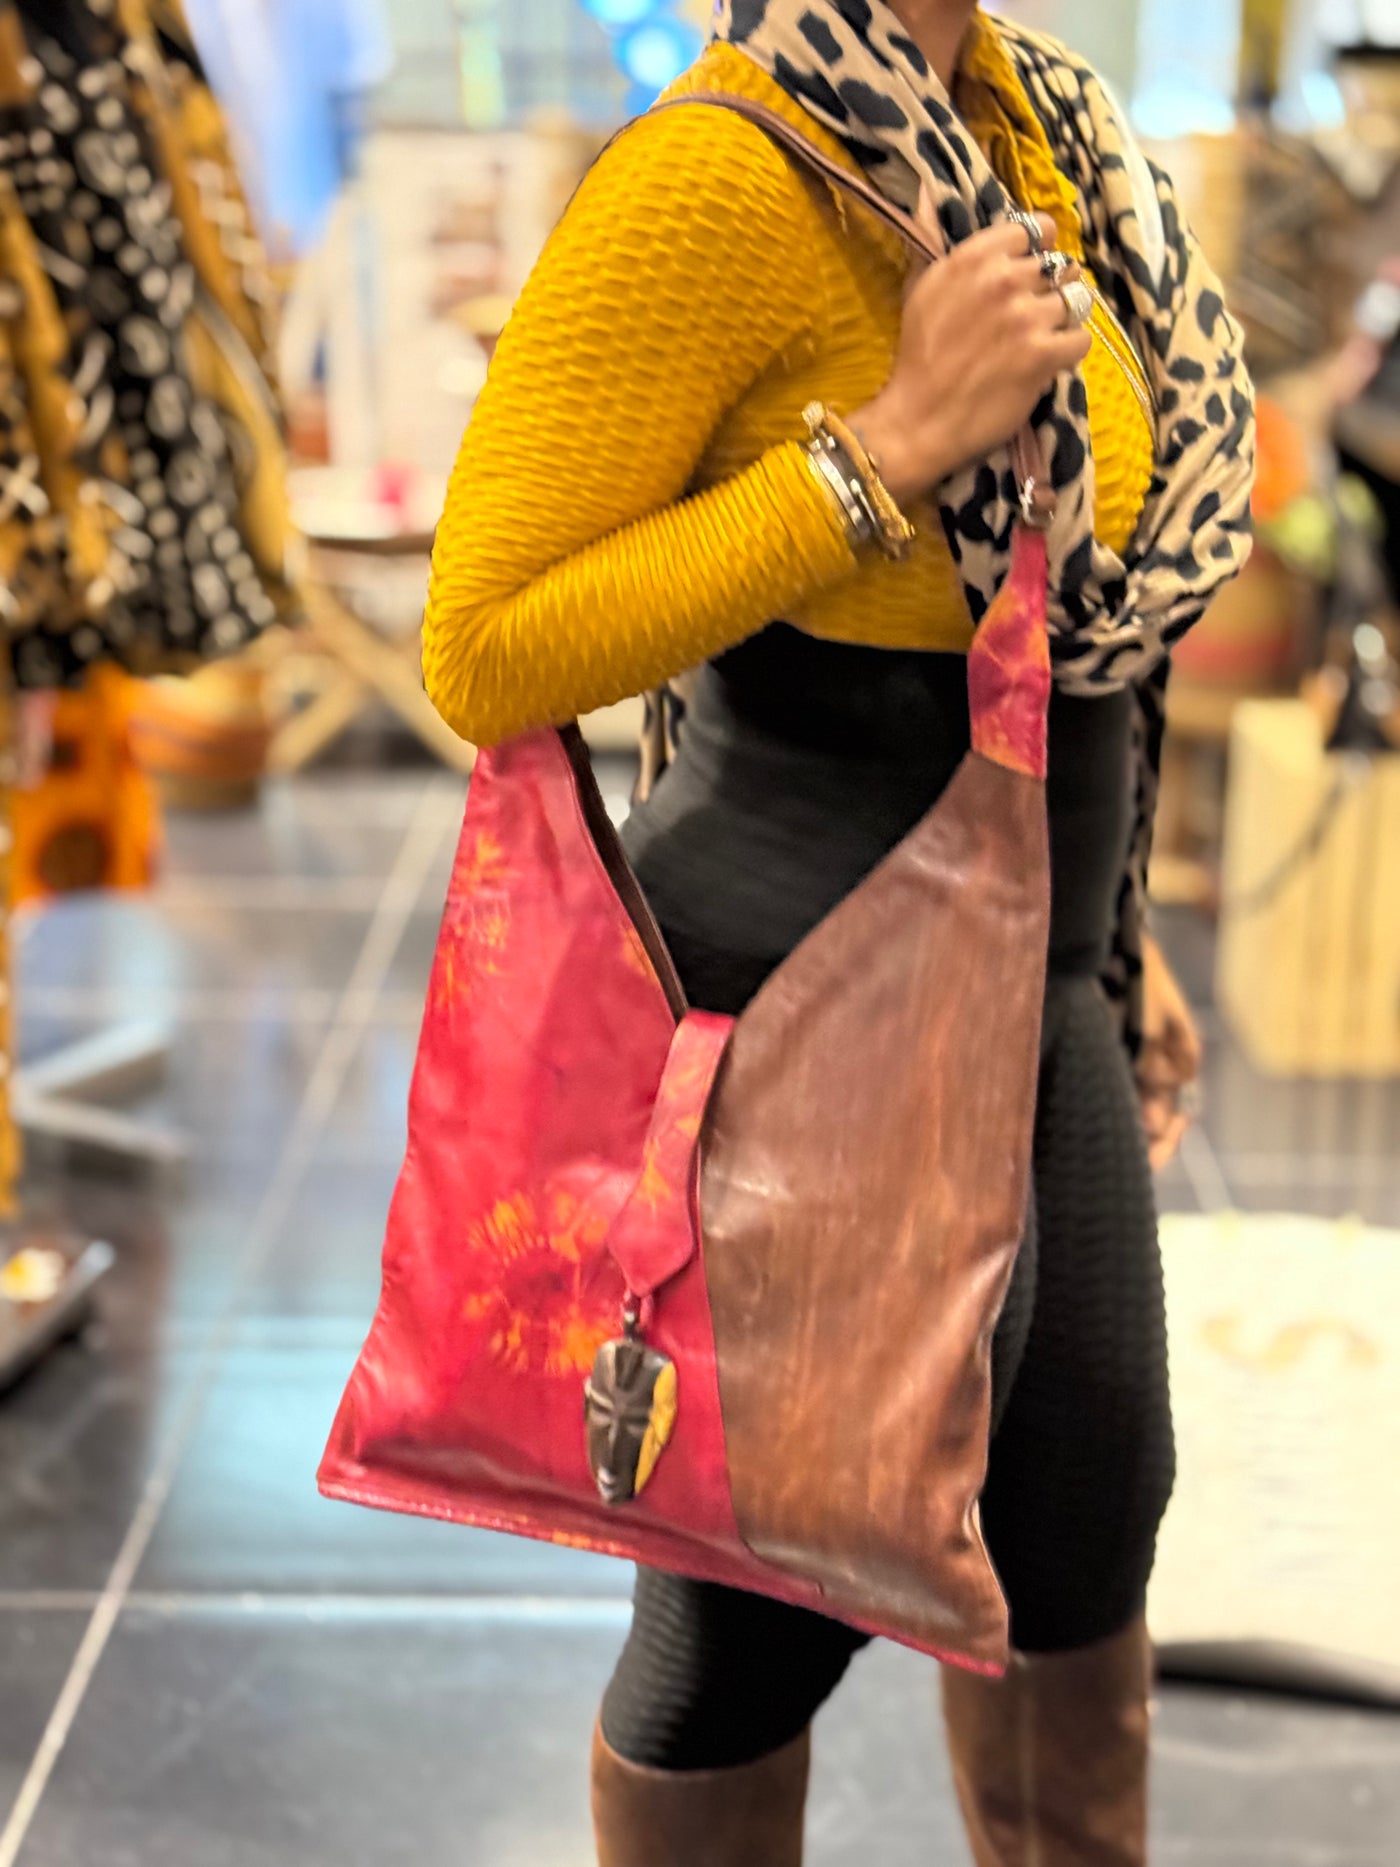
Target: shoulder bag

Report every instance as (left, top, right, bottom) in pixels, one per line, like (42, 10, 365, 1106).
(320, 94, 1054, 1675)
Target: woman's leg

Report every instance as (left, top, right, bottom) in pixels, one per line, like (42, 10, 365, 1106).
(602, 1569, 869, 1770)
(596, 838, 1037, 1857)
(942, 976, 1175, 1866)
(593, 1570, 868, 1864)
(982, 976, 1175, 1651)
(591, 1722, 813, 1867)
(589, 906, 870, 1859)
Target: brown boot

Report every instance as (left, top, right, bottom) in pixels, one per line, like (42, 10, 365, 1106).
(940, 1618, 1153, 1866)
(591, 1723, 810, 1866)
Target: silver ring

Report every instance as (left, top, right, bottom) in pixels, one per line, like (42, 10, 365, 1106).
(1057, 279, 1094, 328)
(1007, 207, 1043, 255)
(1040, 249, 1071, 282)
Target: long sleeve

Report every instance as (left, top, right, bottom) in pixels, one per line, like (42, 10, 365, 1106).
(421, 104, 859, 748)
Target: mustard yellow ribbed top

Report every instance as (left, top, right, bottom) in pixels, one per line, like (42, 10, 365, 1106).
(424, 29, 1154, 748)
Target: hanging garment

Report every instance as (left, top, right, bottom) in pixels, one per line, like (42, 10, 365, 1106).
(0, 0, 291, 690)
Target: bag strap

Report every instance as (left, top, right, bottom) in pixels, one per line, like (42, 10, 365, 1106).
(651, 91, 1052, 522)
(559, 722, 688, 1020)
(658, 90, 949, 264)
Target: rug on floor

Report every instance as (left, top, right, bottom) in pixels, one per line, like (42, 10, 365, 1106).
(1150, 1210, 1400, 1699)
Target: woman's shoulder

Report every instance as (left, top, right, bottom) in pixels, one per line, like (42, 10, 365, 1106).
(575, 44, 832, 238)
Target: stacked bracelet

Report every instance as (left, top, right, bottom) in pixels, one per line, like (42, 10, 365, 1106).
(801, 402, 916, 561)
(805, 441, 876, 548)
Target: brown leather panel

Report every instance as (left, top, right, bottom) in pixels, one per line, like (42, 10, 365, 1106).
(700, 752, 1050, 1668)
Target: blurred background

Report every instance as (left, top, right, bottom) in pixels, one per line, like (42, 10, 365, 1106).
(1, 1, 1397, 1862)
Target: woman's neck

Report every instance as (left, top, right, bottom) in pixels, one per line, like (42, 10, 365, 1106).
(886, 0, 979, 88)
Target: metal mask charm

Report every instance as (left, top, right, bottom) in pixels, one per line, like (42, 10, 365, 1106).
(583, 1323, 677, 1505)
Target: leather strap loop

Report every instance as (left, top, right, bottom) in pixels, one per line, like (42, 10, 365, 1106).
(603, 1010, 733, 1299)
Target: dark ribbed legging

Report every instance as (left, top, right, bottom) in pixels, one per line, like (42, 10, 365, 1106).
(600, 947, 1175, 1772)
(601, 648, 1177, 1772)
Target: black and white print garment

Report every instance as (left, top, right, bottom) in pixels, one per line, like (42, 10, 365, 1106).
(0, 0, 283, 690)
(712, 0, 1256, 695)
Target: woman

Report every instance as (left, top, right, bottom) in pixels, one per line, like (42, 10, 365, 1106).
(424, 1, 1253, 1860)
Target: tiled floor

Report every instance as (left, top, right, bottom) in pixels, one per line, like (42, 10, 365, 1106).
(3, 764, 1398, 1865)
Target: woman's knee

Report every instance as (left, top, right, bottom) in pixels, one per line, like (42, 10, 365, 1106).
(987, 1402, 1176, 1651)
(600, 1571, 867, 1770)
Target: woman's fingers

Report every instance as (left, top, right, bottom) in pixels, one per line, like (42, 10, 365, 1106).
(909, 210, 1082, 314)
(1140, 1077, 1192, 1171)
(913, 211, 1076, 283)
(867, 209, 1092, 494)
(1032, 257, 1083, 294)
(1164, 1008, 1204, 1081)
(1147, 1108, 1190, 1172)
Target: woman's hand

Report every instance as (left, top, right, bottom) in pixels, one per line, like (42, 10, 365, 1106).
(1136, 934, 1203, 1171)
(851, 212, 1092, 505)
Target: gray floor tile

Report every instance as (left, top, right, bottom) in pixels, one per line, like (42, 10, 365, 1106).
(1154, 1683, 1400, 1863)
(321, 1022, 421, 1163)
(0, 1610, 85, 1819)
(811, 1642, 963, 1860)
(19, 1612, 1400, 1867)
(0, 1335, 204, 1592)
(11, 1610, 950, 1867)
(147, 1014, 327, 1152)
(18, 1605, 619, 1867)
(135, 1339, 628, 1598)
(14, 1171, 263, 1355)
(419, 810, 468, 904)
(20, 895, 378, 1008)
(820, 1646, 1400, 1866)
(234, 1157, 402, 1322)
(19, 1009, 328, 1157)
(270, 773, 444, 827)
(162, 781, 434, 883)
(379, 907, 445, 1004)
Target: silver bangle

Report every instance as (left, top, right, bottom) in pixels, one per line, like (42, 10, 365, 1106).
(804, 438, 876, 547)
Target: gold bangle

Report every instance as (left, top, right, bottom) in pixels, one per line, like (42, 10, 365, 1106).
(803, 403, 916, 561)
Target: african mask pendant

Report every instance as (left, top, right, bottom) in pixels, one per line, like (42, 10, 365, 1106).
(584, 1317, 677, 1505)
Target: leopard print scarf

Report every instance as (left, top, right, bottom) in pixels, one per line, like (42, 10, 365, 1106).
(712, 0, 1256, 696)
